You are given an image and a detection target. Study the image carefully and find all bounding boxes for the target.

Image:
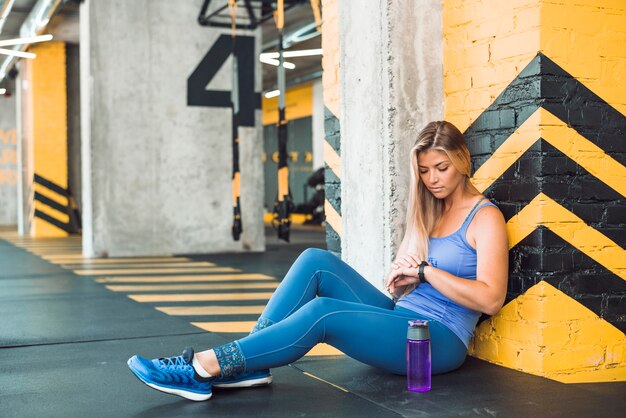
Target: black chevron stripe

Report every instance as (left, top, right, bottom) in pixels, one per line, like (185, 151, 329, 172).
(483, 139, 625, 248)
(509, 227, 626, 334)
(325, 221, 341, 255)
(466, 53, 626, 173)
(34, 191, 68, 214)
(34, 209, 72, 233)
(324, 163, 342, 217)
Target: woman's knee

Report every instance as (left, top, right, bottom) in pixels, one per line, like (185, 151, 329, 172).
(300, 297, 339, 317)
(297, 248, 333, 264)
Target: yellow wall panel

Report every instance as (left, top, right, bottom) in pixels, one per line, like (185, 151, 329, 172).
(262, 83, 313, 125)
(28, 41, 68, 237)
(443, 0, 541, 131)
(539, 1, 626, 116)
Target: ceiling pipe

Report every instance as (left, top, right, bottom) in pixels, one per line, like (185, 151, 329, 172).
(0, 0, 62, 83)
(0, 0, 17, 34)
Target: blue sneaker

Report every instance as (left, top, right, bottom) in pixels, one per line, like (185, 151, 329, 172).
(127, 347, 213, 401)
(213, 369, 272, 389)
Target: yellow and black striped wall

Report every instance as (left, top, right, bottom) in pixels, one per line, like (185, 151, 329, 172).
(444, 0, 625, 382)
(321, 0, 341, 256)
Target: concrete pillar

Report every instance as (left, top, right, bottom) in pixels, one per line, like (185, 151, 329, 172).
(442, 0, 625, 383)
(338, 0, 443, 289)
(0, 81, 17, 226)
(80, 0, 264, 257)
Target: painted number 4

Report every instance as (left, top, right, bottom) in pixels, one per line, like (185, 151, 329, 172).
(187, 34, 260, 127)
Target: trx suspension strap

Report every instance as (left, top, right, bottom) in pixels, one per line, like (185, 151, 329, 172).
(229, 0, 243, 241)
(273, 0, 292, 242)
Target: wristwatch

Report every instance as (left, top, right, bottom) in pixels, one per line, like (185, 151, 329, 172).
(418, 261, 429, 284)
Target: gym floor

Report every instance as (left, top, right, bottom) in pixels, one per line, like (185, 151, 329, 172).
(1, 226, 624, 418)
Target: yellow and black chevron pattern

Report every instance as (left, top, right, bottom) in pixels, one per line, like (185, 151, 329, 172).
(462, 53, 626, 383)
(33, 174, 81, 235)
(442, 0, 625, 383)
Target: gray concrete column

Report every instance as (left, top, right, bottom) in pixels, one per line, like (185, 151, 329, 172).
(0, 81, 17, 226)
(80, 0, 264, 257)
(339, 0, 444, 290)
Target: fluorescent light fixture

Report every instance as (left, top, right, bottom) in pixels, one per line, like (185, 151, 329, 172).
(260, 48, 323, 59)
(0, 34, 53, 47)
(0, 48, 36, 58)
(259, 55, 295, 69)
(0, 88, 6, 95)
(264, 90, 280, 99)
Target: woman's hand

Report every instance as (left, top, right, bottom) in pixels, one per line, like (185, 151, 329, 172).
(391, 253, 422, 269)
(385, 264, 420, 298)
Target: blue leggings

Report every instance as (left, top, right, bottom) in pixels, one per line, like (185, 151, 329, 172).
(228, 248, 467, 375)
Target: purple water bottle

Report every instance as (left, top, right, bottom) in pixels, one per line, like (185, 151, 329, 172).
(407, 319, 431, 392)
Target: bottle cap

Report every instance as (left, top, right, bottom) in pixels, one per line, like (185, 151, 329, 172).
(407, 319, 430, 341)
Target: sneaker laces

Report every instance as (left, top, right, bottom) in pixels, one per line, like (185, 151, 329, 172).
(158, 355, 187, 369)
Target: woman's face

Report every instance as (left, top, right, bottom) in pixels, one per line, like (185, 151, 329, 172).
(417, 149, 465, 199)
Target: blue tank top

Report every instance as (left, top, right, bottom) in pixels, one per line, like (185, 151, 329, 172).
(395, 198, 498, 347)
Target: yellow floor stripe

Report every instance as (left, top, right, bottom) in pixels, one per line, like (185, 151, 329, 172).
(306, 344, 345, 357)
(129, 293, 274, 302)
(74, 267, 221, 276)
(303, 371, 349, 391)
(95, 274, 275, 283)
(190, 322, 346, 358)
(17, 245, 82, 249)
(107, 283, 279, 292)
(507, 193, 625, 280)
(156, 306, 266, 316)
(46, 256, 191, 263)
(192, 321, 258, 333)
(62, 262, 220, 269)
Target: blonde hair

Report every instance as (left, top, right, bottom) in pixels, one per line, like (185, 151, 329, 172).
(405, 121, 477, 267)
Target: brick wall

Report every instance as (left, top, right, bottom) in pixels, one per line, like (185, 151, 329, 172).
(444, 0, 625, 383)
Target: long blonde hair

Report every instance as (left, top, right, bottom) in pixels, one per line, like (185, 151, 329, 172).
(405, 121, 477, 263)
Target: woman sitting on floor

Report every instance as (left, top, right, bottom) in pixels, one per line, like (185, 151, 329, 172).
(127, 120, 509, 401)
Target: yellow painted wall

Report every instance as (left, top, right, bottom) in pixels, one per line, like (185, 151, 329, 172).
(443, 0, 541, 132)
(28, 41, 69, 237)
(445, 0, 626, 383)
(540, 0, 626, 117)
(262, 83, 313, 126)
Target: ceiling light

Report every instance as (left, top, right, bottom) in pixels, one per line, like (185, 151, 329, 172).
(259, 55, 295, 69)
(0, 34, 53, 47)
(0, 48, 36, 58)
(0, 88, 6, 95)
(260, 49, 322, 59)
(264, 90, 280, 99)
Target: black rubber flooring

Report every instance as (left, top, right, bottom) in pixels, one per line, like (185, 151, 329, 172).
(1, 227, 624, 417)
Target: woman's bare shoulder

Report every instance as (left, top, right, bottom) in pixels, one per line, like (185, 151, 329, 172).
(473, 204, 507, 240)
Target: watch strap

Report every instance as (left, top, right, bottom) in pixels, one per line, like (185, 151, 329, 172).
(418, 261, 428, 283)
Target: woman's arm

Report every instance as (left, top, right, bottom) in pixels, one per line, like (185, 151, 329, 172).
(388, 206, 509, 315)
